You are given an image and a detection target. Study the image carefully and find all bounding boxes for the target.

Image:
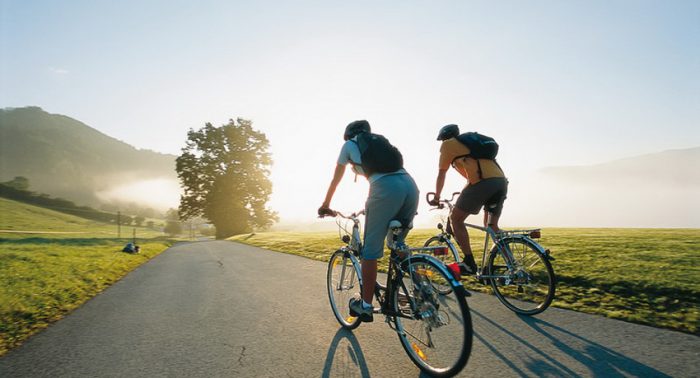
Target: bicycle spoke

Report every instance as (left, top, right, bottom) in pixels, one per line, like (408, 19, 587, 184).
(488, 239, 555, 315)
(327, 251, 362, 330)
(422, 237, 456, 295)
(393, 259, 472, 376)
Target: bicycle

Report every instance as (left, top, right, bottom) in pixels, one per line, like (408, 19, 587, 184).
(322, 209, 473, 377)
(423, 192, 556, 315)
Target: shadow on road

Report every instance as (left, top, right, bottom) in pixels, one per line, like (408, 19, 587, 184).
(322, 328, 370, 378)
(471, 308, 671, 377)
(515, 315, 672, 378)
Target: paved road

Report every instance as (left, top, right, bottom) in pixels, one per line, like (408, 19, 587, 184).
(1, 241, 698, 377)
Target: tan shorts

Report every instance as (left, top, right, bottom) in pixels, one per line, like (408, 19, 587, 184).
(456, 178, 508, 217)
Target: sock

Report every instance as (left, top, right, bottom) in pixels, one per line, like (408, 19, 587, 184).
(362, 300, 373, 309)
(463, 255, 478, 271)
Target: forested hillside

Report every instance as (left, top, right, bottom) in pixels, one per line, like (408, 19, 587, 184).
(0, 107, 177, 206)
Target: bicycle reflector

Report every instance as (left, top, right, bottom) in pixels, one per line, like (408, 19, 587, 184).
(529, 230, 541, 238)
(412, 343, 427, 361)
(447, 263, 461, 280)
(434, 246, 448, 256)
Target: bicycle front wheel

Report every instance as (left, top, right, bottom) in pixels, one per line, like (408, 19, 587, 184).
(487, 238, 555, 315)
(423, 236, 458, 295)
(327, 249, 362, 330)
(393, 257, 472, 377)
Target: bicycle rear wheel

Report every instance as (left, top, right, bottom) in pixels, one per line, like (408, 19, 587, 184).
(393, 257, 472, 377)
(423, 237, 458, 295)
(327, 250, 362, 330)
(487, 238, 555, 315)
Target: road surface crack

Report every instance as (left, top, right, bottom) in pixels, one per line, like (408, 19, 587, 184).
(238, 346, 246, 365)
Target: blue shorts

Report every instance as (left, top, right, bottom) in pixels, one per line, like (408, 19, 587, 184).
(362, 173, 419, 260)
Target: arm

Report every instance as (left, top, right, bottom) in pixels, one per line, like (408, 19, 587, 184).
(434, 169, 448, 199)
(322, 163, 346, 208)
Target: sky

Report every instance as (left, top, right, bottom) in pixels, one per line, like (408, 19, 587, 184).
(1, 1, 699, 228)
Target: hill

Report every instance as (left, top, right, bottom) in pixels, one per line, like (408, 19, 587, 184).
(0, 196, 164, 237)
(541, 147, 700, 187)
(526, 147, 700, 227)
(0, 196, 96, 233)
(0, 107, 177, 207)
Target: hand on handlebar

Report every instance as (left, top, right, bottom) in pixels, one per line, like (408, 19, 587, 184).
(317, 206, 337, 218)
(426, 192, 444, 209)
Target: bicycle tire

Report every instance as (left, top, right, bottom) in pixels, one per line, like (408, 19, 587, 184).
(423, 236, 458, 295)
(487, 238, 556, 315)
(327, 249, 363, 330)
(393, 256, 472, 377)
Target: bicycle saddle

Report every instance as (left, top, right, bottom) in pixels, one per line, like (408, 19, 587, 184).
(388, 220, 414, 231)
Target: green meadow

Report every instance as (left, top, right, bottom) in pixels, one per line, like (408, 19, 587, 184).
(231, 227, 700, 335)
(0, 198, 173, 355)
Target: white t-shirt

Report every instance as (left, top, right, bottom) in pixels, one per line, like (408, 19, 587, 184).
(337, 138, 405, 184)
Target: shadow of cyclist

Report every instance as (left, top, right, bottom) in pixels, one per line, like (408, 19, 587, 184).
(321, 328, 371, 378)
(515, 315, 671, 377)
(470, 308, 670, 377)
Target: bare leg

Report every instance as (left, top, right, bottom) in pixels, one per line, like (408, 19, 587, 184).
(361, 259, 377, 305)
(490, 212, 502, 233)
(451, 207, 475, 262)
(484, 211, 501, 232)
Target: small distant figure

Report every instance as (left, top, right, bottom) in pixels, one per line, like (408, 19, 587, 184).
(122, 242, 140, 254)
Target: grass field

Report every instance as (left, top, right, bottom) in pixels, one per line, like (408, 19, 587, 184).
(0, 197, 174, 355)
(231, 227, 700, 335)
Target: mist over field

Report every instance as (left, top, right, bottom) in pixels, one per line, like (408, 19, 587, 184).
(526, 147, 700, 228)
(2, 107, 697, 228)
(276, 147, 700, 230)
(95, 177, 180, 211)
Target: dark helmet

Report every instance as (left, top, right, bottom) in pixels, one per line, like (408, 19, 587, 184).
(437, 124, 459, 141)
(344, 120, 371, 141)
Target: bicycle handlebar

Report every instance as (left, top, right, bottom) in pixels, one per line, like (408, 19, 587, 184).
(318, 208, 365, 220)
(426, 192, 460, 209)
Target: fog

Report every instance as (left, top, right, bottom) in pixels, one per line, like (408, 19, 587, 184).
(505, 172, 699, 228)
(272, 147, 700, 230)
(96, 177, 180, 211)
(89, 148, 699, 230)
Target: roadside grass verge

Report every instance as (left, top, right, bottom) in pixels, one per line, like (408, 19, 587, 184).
(231, 228, 700, 335)
(0, 197, 174, 356)
(0, 237, 173, 356)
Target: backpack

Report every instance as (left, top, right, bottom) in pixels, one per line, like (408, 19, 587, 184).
(452, 132, 500, 179)
(455, 132, 498, 159)
(351, 132, 404, 176)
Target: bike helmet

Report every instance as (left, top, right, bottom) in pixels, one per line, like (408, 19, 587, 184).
(437, 124, 459, 141)
(344, 120, 371, 141)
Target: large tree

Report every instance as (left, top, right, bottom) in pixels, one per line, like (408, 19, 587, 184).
(176, 118, 277, 239)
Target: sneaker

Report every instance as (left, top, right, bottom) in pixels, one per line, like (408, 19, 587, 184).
(458, 262, 477, 276)
(349, 298, 374, 322)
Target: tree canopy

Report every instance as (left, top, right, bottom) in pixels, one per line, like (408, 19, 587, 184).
(176, 118, 276, 239)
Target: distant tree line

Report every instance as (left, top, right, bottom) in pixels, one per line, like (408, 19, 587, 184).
(0, 176, 143, 225)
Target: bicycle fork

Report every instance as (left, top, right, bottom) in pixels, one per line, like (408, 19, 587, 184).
(479, 235, 519, 283)
(337, 251, 359, 291)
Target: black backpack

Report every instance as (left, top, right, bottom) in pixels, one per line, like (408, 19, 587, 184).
(452, 132, 500, 178)
(351, 132, 404, 176)
(455, 132, 498, 159)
